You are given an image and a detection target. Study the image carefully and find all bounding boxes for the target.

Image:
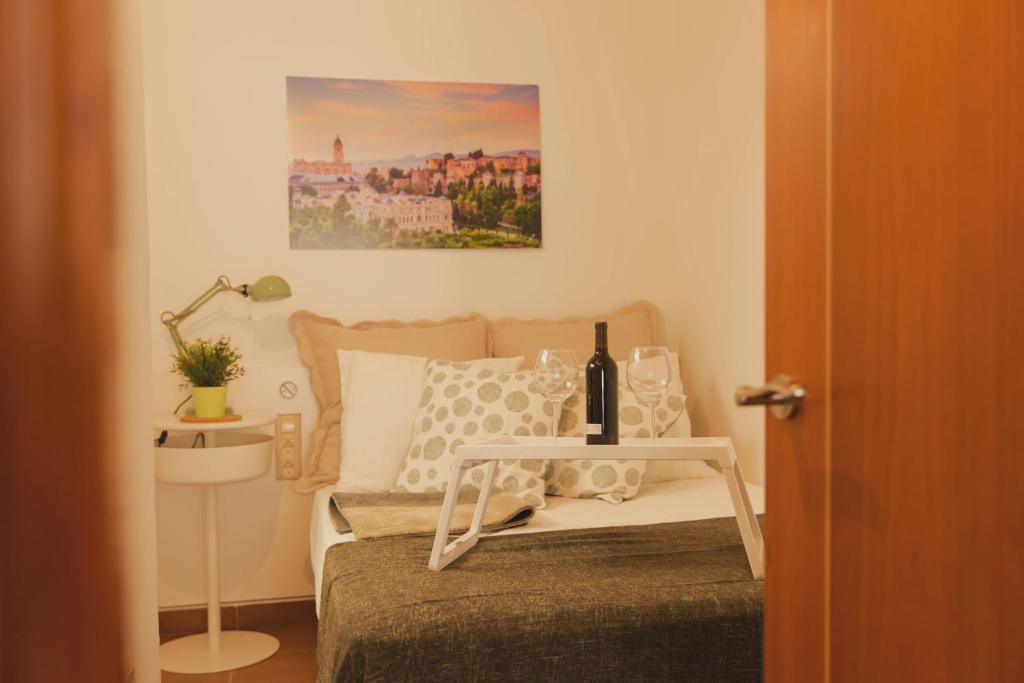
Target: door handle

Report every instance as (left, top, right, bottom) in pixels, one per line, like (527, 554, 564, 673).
(735, 374, 806, 420)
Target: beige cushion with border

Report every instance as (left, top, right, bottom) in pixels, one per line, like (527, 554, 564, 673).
(487, 301, 666, 362)
(289, 311, 488, 492)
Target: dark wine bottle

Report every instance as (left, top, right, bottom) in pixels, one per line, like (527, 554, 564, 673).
(585, 321, 619, 445)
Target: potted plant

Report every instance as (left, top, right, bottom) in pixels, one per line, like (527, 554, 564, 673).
(172, 336, 245, 418)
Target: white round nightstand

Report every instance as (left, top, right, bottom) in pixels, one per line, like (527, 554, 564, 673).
(154, 412, 281, 674)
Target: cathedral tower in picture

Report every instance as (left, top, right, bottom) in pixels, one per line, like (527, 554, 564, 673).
(333, 134, 344, 164)
(290, 133, 353, 175)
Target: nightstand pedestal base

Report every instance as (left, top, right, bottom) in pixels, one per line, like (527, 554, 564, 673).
(159, 630, 280, 674)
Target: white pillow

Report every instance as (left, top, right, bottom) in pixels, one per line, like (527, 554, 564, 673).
(336, 350, 522, 492)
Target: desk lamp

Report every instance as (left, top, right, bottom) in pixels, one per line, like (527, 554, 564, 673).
(160, 274, 292, 354)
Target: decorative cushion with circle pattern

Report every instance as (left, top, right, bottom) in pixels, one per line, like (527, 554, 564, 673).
(393, 360, 549, 508)
(544, 355, 687, 503)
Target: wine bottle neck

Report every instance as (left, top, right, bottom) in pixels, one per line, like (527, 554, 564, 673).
(594, 324, 608, 352)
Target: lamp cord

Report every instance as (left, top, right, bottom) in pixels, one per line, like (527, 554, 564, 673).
(173, 394, 191, 415)
(155, 393, 194, 447)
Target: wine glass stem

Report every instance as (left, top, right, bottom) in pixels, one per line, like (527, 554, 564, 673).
(553, 401, 562, 443)
(649, 403, 656, 440)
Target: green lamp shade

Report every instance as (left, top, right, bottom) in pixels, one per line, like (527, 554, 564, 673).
(247, 275, 292, 302)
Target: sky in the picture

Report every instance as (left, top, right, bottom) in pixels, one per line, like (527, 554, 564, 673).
(287, 77, 540, 162)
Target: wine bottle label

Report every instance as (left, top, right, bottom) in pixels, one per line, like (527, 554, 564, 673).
(585, 423, 602, 435)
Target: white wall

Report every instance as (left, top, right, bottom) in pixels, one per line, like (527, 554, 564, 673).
(142, 0, 764, 607)
(655, 1, 766, 488)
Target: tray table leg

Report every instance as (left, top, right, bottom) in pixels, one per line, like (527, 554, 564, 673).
(722, 444, 765, 579)
(468, 460, 498, 535)
(428, 461, 496, 571)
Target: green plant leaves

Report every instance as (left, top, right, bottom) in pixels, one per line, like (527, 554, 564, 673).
(172, 336, 245, 387)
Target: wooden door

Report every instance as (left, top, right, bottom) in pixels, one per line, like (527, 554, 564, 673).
(0, 0, 123, 681)
(766, 0, 1024, 680)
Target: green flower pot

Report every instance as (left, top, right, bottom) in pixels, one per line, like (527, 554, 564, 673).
(192, 386, 228, 418)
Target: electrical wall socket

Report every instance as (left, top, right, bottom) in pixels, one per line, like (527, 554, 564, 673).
(275, 413, 302, 481)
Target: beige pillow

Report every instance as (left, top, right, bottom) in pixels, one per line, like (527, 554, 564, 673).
(488, 301, 666, 362)
(289, 311, 489, 492)
(394, 360, 548, 508)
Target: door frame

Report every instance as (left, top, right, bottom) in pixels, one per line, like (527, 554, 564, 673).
(765, 0, 831, 680)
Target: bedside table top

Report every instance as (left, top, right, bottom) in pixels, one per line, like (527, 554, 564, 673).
(153, 412, 277, 432)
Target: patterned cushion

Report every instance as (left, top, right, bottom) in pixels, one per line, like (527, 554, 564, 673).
(544, 356, 687, 503)
(394, 360, 548, 508)
(394, 356, 687, 507)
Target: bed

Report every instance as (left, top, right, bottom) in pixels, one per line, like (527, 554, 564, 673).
(310, 476, 766, 682)
(296, 304, 766, 681)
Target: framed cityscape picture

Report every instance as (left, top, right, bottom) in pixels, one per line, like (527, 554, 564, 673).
(286, 76, 541, 249)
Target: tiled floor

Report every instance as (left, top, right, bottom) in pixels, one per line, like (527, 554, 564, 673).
(160, 602, 318, 682)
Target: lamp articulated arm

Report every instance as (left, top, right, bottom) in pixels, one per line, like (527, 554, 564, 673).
(159, 274, 291, 355)
(160, 276, 247, 355)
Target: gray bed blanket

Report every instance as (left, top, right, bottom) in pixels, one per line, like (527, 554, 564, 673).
(317, 515, 765, 682)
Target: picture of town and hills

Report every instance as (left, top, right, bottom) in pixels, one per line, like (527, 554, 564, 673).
(287, 77, 541, 249)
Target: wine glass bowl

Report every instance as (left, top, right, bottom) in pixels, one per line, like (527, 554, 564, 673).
(534, 349, 579, 439)
(626, 346, 673, 439)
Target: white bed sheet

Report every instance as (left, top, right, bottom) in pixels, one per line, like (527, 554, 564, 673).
(310, 475, 765, 616)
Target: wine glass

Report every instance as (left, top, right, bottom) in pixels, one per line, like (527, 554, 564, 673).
(534, 349, 579, 441)
(627, 346, 673, 439)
